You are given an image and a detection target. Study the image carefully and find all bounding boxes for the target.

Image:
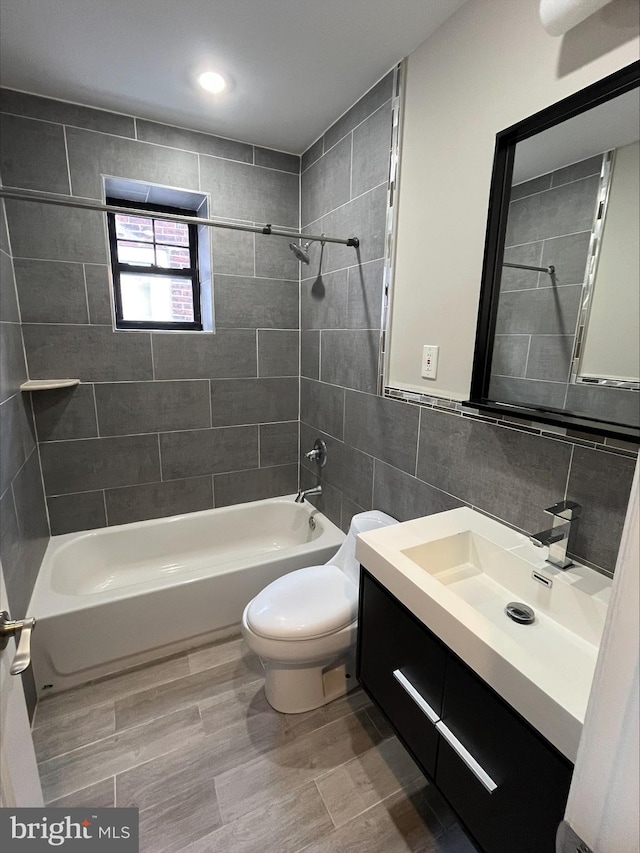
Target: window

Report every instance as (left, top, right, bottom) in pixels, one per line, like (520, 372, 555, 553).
(107, 198, 202, 330)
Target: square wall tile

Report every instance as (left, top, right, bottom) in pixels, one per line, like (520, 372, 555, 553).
(491, 335, 529, 378)
(258, 330, 298, 377)
(211, 378, 298, 427)
(494, 285, 581, 336)
(324, 72, 393, 151)
(105, 477, 213, 526)
(488, 375, 567, 410)
(505, 175, 599, 246)
(260, 422, 298, 467)
(320, 184, 387, 272)
(48, 492, 107, 536)
(3, 451, 48, 619)
(254, 233, 299, 281)
(159, 426, 258, 480)
(301, 135, 351, 228)
(94, 380, 211, 436)
(321, 329, 379, 394)
(214, 464, 298, 507)
(33, 384, 98, 442)
(373, 459, 463, 523)
(199, 156, 298, 227)
(300, 378, 344, 441)
(525, 336, 573, 383)
(0, 320, 27, 403)
(40, 434, 160, 494)
(22, 325, 153, 382)
(136, 120, 252, 163)
(65, 127, 199, 199)
(301, 269, 348, 331)
(214, 276, 298, 329)
(566, 446, 635, 571)
(1, 88, 135, 137)
(347, 260, 384, 329)
(300, 423, 372, 509)
(416, 408, 572, 534)
(152, 330, 257, 380)
(254, 147, 300, 174)
(13, 259, 88, 324)
(85, 264, 113, 324)
(5, 199, 108, 263)
(351, 104, 392, 199)
(344, 391, 419, 475)
(0, 393, 36, 496)
(0, 115, 70, 194)
(0, 247, 19, 323)
(301, 331, 320, 380)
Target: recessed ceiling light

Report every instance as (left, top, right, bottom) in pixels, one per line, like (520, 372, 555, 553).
(197, 71, 228, 94)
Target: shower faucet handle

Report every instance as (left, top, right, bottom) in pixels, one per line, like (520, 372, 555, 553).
(304, 438, 327, 468)
(0, 611, 36, 675)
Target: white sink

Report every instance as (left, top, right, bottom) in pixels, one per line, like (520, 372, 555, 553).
(355, 507, 611, 762)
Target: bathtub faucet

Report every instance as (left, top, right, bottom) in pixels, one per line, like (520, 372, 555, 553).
(295, 485, 322, 503)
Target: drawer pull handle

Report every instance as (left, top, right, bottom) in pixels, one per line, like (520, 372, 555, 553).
(392, 669, 440, 724)
(436, 721, 498, 794)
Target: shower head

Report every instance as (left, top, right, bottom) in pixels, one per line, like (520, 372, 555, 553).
(289, 241, 311, 264)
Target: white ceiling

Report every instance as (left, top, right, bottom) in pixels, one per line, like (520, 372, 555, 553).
(0, 0, 466, 154)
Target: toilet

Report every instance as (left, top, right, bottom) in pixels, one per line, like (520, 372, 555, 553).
(241, 510, 398, 713)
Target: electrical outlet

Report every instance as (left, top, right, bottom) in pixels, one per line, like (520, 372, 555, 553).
(422, 345, 439, 379)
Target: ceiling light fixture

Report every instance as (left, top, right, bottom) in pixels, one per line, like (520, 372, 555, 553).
(197, 71, 228, 94)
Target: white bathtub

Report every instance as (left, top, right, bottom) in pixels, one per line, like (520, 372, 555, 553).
(28, 496, 344, 695)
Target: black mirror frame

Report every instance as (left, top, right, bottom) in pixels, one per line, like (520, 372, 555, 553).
(469, 60, 640, 442)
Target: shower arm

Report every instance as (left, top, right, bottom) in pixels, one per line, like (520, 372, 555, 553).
(0, 188, 360, 248)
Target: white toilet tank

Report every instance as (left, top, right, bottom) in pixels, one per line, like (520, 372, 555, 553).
(328, 510, 398, 586)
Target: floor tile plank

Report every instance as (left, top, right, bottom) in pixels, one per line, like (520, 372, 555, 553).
(46, 777, 115, 809)
(214, 709, 382, 823)
(316, 736, 423, 827)
(179, 783, 333, 853)
(115, 655, 263, 731)
(34, 654, 191, 728)
(40, 705, 204, 803)
(33, 703, 115, 763)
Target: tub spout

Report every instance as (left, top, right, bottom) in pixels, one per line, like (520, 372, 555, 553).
(295, 486, 322, 503)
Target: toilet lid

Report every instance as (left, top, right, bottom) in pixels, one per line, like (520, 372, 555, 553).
(246, 565, 358, 640)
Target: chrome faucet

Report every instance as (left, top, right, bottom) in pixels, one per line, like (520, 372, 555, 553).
(295, 485, 322, 503)
(530, 501, 581, 569)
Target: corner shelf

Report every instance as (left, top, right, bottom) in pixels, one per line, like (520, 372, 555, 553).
(20, 379, 80, 391)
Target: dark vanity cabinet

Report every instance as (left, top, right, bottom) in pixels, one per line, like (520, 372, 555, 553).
(357, 570, 573, 853)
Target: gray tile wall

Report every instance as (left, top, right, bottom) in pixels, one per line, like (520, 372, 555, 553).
(1, 89, 301, 534)
(0, 192, 49, 620)
(490, 155, 638, 427)
(299, 76, 635, 574)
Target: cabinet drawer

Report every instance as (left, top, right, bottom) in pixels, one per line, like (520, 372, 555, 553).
(357, 571, 447, 777)
(436, 656, 572, 853)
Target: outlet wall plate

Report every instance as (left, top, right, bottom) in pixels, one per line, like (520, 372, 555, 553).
(422, 345, 439, 379)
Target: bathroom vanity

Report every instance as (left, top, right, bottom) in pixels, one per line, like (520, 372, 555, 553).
(355, 508, 611, 853)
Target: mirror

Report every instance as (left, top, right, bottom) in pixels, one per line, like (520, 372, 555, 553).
(470, 61, 640, 441)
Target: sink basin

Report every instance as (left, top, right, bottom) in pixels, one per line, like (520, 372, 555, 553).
(402, 530, 606, 647)
(355, 507, 612, 762)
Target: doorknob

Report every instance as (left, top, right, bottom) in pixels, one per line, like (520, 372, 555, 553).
(0, 611, 36, 675)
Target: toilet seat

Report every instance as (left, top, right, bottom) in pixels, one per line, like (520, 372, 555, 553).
(245, 564, 358, 641)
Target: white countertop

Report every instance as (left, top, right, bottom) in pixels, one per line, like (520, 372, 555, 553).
(356, 507, 611, 762)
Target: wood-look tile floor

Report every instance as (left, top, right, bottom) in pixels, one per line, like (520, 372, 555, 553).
(33, 637, 478, 852)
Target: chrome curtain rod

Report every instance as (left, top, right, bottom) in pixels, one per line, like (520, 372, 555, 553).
(503, 261, 555, 276)
(0, 188, 360, 249)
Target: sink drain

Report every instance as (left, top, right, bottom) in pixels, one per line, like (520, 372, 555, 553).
(505, 602, 535, 624)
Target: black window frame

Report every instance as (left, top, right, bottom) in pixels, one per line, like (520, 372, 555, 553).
(107, 198, 202, 331)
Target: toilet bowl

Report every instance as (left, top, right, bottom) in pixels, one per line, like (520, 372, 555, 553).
(241, 509, 398, 713)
